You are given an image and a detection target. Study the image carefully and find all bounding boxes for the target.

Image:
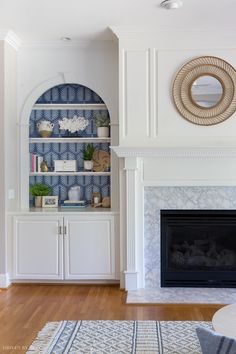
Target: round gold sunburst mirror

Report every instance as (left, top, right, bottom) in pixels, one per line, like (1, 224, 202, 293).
(172, 56, 236, 125)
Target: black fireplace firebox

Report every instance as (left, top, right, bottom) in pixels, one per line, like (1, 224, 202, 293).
(161, 210, 236, 287)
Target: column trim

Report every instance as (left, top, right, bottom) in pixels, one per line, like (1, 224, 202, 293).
(0, 273, 11, 288)
(122, 157, 144, 290)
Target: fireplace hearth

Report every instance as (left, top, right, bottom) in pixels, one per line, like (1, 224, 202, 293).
(161, 210, 236, 287)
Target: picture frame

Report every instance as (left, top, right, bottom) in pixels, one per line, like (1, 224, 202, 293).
(42, 196, 58, 208)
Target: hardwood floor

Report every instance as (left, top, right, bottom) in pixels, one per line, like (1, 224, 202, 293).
(0, 284, 223, 353)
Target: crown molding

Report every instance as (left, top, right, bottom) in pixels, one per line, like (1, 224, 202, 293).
(21, 39, 115, 49)
(21, 39, 91, 48)
(110, 26, 236, 41)
(0, 30, 115, 49)
(0, 30, 21, 50)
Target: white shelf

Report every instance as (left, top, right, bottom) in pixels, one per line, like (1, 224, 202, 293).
(29, 137, 111, 143)
(33, 103, 107, 110)
(30, 171, 111, 177)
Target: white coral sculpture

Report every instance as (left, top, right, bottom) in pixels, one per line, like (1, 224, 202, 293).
(58, 116, 89, 133)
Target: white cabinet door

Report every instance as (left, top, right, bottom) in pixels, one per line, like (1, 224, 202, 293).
(13, 216, 64, 279)
(64, 215, 115, 279)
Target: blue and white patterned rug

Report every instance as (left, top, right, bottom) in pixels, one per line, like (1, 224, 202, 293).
(27, 320, 212, 353)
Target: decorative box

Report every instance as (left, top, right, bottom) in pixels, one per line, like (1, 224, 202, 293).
(54, 160, 77, 172)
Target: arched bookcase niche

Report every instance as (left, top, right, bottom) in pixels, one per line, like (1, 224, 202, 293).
(29, 83, 111, 207)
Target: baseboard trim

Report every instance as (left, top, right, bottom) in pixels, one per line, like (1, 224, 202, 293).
(0, 273, 11, 288)
(11, 280, 120, 285)
(124, 271, 138, 291)
(119, 271, 125, 289)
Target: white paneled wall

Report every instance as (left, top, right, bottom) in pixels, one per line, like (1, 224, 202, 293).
(112, 28, 236, 290)
(114, 29, 236, 147)
(121, 49, 151, 143)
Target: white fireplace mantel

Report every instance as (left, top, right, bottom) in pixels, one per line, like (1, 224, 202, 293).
(111, 146, 236, 158)
(112, 145, 236, 291)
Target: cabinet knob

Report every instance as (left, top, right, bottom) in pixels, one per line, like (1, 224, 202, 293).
(58, 226, 62, 235)
(64, 226, 67, 235)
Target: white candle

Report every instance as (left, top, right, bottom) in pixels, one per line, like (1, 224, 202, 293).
(94, 196, 99, 204)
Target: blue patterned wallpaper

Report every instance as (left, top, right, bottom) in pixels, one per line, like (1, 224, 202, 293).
(29, 84, 110, 205)
(37, 84, 103, 104)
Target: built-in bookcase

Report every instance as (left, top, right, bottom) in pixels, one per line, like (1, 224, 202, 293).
(29, 83, 111, 206)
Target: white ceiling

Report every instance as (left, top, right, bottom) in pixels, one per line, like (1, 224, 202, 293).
(0, 0, 235, 42)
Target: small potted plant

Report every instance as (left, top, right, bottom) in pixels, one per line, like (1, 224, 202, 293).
(29, 183, 52, 207)
(82, 143, 95, 171)
(94, 112, 110, 138)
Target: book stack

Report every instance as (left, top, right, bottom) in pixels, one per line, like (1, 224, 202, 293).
(31, 154, 44, 172)
(61, 200, 88, 208)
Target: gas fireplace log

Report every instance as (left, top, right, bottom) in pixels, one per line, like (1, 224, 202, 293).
(171, 244, 236, 267)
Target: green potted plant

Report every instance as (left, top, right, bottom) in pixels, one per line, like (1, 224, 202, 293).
(29, 183, 52, 207)
(94, 112, 110, 138)
(82, 143, 95, 171)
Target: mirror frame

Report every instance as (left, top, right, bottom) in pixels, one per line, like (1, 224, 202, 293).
(172, 56, 236, 125)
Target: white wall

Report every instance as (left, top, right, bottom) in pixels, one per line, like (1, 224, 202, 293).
(18, 42, 118, 122)
(0, 41, 5, 275)
(0, 41, 17, 280)
(114, 29, 236, 147)
(5, 43, 18, 211)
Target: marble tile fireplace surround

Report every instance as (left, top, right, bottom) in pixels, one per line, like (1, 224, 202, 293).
(144, 187, 236, 289)
(113, 146, 236, 303)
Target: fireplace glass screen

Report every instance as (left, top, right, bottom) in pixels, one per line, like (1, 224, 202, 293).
(161, 210, 236, 287)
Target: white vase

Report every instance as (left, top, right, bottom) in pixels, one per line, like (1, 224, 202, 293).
(97, 127, 109, 138)
(37, 120, 54, 137)
(84, 160, 93, 171)
(68, 186, 81, 201)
